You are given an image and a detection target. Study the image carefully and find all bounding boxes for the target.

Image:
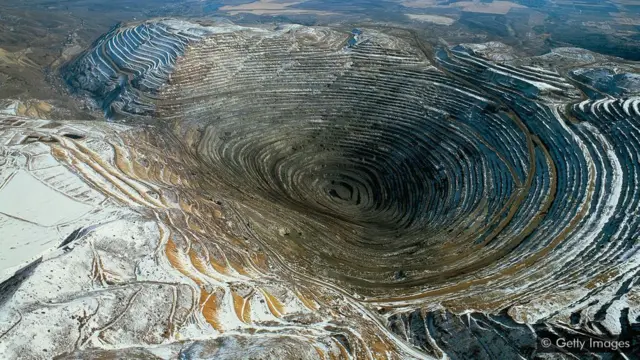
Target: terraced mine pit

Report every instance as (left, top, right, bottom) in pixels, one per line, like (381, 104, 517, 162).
(1, 19, 640, 359)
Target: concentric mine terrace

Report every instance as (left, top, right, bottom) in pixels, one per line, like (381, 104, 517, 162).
(1, 19, 639, 359)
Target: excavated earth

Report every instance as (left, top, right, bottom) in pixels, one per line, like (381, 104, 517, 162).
(1, 19, 640, 359)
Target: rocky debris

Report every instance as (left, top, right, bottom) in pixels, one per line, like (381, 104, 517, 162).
(0, 99, 54, 119)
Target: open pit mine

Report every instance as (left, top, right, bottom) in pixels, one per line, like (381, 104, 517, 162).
(1, 19, 640, 359)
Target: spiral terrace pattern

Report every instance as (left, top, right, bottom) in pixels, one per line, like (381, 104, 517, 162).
(157, 26, 538, 294)
(3, 19, 640, 358)
(62, 20, 246, 117)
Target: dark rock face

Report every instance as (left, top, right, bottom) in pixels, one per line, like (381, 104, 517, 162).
(569, 67, 640, 99)
(61, 20, 209, 118)
(399, 310, 538, 359)
(390, 305, 640, 359)
(50, 20, 640, 359)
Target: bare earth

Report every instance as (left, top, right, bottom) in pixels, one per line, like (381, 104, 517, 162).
(400, 0, 525, 14)
(405, 13, 456, 25)
(220, 0, 335, 16)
